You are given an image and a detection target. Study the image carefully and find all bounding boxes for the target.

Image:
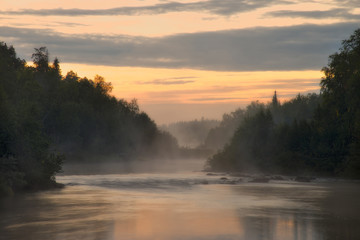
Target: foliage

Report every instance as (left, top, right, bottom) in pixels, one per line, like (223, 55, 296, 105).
(32, 47, 49, 72)
(0, 43, 63, 195)
(0, 43, 180, 196)
(207, 29, 360, 178)
(204, 102, 265, 151)
(207, 92, 325, 175)
(318, 29, 360, 177)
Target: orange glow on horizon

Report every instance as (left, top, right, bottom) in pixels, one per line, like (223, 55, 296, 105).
(59, 63, 322, 105)
(5, 0, 347, 123)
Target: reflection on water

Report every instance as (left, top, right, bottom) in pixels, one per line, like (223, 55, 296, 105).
(0, 172, 359, 240)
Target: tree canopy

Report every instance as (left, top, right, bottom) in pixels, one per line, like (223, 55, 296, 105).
(207, 28, 360, 178)
(0, 43, 179, 196)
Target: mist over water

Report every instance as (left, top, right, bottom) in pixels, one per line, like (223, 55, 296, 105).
(1, 158, 360, 240)
(60, 158, 205, 175)
(1, 19, 360, 240)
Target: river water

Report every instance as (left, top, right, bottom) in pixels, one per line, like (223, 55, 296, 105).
(1, 163, 360, 240)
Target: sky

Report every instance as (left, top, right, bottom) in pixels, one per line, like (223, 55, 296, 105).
(1, 0, 359, 124)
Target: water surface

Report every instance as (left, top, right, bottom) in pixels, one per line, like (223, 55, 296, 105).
(1, 171, 359, 240)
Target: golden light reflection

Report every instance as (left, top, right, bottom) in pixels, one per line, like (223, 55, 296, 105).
(110, 199, 319, 240)
(113, 207, 243, 239)
(276, 217, 294, 239)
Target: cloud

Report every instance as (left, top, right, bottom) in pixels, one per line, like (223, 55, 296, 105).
(52, 22, 89, 27)
(0, 22, 358, 71)
(266, 8, 360, 20)
(144, 78, 320, 100)
(0, 0, 286, 17)
(139, 77, 196, 85)
(190, 97, 248, 101)
(4, 21, 88, 28)
(334, 0, 360, 8)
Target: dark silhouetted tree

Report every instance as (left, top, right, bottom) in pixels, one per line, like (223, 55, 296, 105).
(272, 90, 279, 107)
(52, 57, 60, 74)
(318, 28, 360, 177)
(207, 28, 360, 178)
(1, 43, 181, 195)
(32, 47, 49, 72)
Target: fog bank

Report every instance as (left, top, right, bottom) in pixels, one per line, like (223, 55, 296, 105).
(60, 158, 206, 175)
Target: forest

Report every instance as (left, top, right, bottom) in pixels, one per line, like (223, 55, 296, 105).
(207, 29, 360, 178)
(0, 44, 179, 195)
(160, 118, 219, 148)
(1, 28, 359, 197)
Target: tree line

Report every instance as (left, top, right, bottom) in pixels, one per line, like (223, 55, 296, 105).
(207, 29, 360, 178)
(160, 118, 220, 148)
(0, 44, 179, 196)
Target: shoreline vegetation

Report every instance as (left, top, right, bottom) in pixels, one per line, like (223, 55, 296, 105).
(0, 43, 179, 196)
(1, 28, 359, 196)
(206, 29, 360, 179)
(203, 172, 360, 184)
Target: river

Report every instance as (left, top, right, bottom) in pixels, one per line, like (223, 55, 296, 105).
(1, 161, 360, 240)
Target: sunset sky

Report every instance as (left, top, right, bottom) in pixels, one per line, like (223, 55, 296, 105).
(1, 0, 359, 124)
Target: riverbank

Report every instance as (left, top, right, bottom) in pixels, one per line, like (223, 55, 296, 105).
(0, 180, 64, 198)
(204, 171, 360, 184)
